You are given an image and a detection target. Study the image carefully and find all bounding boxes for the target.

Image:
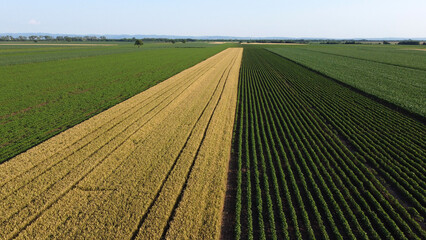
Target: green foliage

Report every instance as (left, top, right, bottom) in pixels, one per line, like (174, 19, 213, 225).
(398, 40, 420, 45)
(321, 40, 340, 44)
(134, 39, 143, 47)
(234, 46, 425, 240)
(0, 43, 230, 163)
(344, 40, 357, 44)
(268, 45, 426, 116)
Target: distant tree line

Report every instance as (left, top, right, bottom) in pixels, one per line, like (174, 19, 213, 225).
(397, 40, 420, 45)
(343, 40, 358, 44)
(0, 35, 107, 42)
(320, 40, 361, 44)
(117, 38, 195, 43)
(319, 40, 425, 45)
(1, 35, 424, 45)
(320, 41, 340, 44)
(243, 39, 309, 44)
(0, 35, 198, 43)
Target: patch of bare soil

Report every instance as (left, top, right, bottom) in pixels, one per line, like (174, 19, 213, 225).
(401, 48, 426, 51)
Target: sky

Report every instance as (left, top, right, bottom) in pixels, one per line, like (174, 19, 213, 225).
(1, 0, 425, 38)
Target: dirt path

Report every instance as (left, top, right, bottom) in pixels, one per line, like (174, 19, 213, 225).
(0, 48, 243, 240)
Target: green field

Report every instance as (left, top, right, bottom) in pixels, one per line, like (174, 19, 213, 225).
(0, 42, 424, 240)
(0, 42, 233, 163)
(0, 42, 221, 66)
(268, 44, 426, 116)
(0, 44, 133, 66)
(232, 46, 425, 239)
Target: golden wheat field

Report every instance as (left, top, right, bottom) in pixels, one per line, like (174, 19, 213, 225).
(0, 48, 243, 239)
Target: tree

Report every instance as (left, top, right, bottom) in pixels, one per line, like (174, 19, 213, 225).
(134, 39, 143, 48)
(170, 40, 176, 44)
(182, 39, 186, 44)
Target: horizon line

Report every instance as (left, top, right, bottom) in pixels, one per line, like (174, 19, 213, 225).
(1, 32, 426, 40)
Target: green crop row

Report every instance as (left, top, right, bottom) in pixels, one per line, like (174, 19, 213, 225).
(266, 44, 426, 70)
(268, 46, 426, 117)
(233, 46, 425, 240)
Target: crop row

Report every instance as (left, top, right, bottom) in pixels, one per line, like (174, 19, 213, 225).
(233, 47, 425, 240)
(268, 47, 426, 116)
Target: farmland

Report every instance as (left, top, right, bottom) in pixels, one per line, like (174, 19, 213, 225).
(0, 48, 242, 239)
(0, 41, 425, 240)
(0, 42, 232, 163)
(0, 42, 223, 66)
(268, 44, 426, 116)
(269, 44, 426, 70)
(230, 47, 425, 239)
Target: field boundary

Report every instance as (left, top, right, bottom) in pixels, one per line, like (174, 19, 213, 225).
(266, 48, 426, 123)
(219, 65, 242, 240)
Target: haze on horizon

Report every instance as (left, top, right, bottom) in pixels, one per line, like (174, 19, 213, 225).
(1, 0, 425, 39)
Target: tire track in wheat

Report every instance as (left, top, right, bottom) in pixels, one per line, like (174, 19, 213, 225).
(1, 49, 242, 240)
(0, 57, 216, 187)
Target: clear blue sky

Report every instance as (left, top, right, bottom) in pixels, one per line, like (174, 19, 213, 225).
(1, 0, 425, 38)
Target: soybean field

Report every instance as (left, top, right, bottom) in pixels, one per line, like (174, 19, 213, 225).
(268, 44, 426, 116)
(230, 47, 425, 240)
